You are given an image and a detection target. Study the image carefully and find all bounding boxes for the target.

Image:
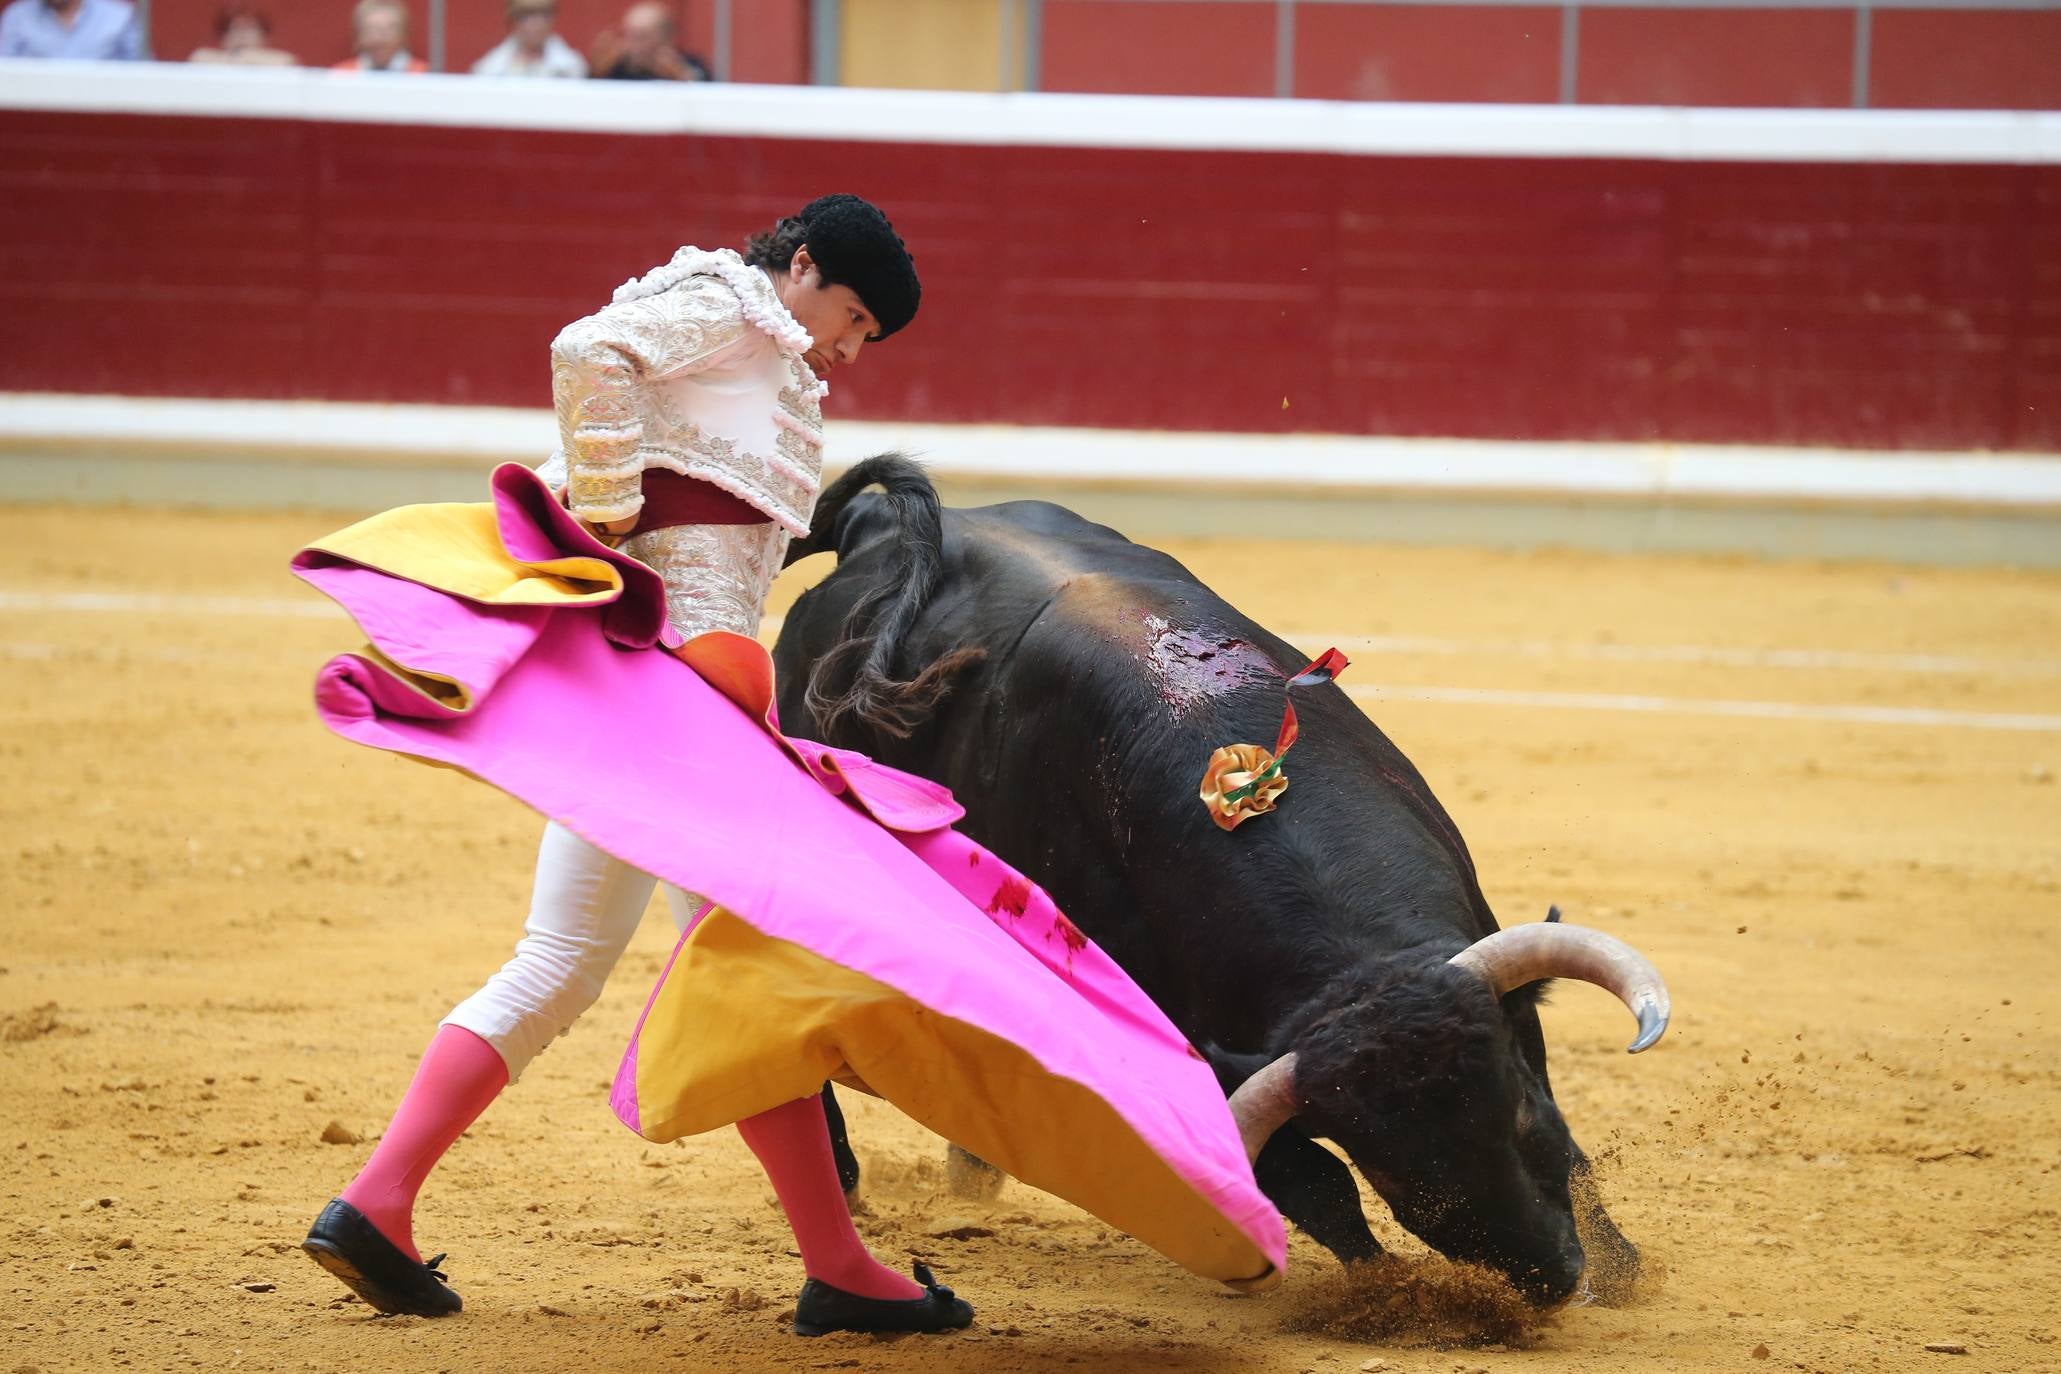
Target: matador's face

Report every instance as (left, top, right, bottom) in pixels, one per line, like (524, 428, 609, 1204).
(780, 248, 882, 380)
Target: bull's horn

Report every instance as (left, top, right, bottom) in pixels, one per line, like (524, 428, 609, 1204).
(1449, 924, 1671, 1054)
(1224, 1053, 1300, 1162)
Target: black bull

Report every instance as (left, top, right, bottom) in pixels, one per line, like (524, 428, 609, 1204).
(774, 459, 1670, 1305)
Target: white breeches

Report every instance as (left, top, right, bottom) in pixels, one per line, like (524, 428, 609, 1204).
(443, 821, 704, 1081)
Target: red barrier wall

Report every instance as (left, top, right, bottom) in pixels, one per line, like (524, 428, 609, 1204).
(1576, 8, 1854, 108)
(1, 109, 2055, 451)
(1294, 6, 1561, 105)
(1031, 0, 2061, 110)
(1868, 10, 2061, 112)
(1040, 1, 1279, 98)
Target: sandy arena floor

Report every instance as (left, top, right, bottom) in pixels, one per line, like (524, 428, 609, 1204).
(2, 501, 2058, 1374)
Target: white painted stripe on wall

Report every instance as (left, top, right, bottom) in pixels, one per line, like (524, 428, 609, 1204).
(836, 422, 2061, 507)
(0, 393, 556, 458)
(3, 61, 2058, 164)
(6, 395, 2059, 510)
(1346, 683, 2061, 732)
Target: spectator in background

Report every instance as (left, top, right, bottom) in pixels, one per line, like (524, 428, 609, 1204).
(472, 0, 584, 78)
(0, 0, 145, 59)
(188, 3, 295, 65)
(331, 0, 426, 74)
(589, 2, 710, 82)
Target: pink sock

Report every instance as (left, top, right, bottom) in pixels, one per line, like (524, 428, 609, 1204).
(735, 1096, 924, 1301)
(339, 1024, 509, 1263)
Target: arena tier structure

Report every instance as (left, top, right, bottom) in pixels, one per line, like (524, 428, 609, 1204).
(0, 62, 2057, 560)
(74, 0, 2061, 107)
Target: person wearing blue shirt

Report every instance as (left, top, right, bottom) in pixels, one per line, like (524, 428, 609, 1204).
(0, 0, 146, 58)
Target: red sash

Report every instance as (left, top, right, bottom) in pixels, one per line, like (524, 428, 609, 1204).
(637, 470, 769, 531)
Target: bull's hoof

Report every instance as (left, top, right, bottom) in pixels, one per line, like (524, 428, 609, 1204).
(945, 1145, 1007, 1200)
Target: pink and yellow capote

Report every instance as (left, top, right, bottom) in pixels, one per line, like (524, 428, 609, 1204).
(289, 464, 1287, 1289)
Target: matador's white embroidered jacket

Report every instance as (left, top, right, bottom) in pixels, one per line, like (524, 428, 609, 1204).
(536, 247, 830, 639)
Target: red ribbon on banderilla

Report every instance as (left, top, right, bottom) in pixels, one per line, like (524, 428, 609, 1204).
(1197, 647, 1351, 831)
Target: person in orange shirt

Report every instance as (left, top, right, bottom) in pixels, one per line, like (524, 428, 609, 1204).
(330, 0, 426, 73)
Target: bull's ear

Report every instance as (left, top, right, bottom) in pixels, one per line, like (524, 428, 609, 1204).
(1196, 1041, 1281, 1096)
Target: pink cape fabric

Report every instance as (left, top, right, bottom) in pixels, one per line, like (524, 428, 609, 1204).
(290, 464, 1286, 1280)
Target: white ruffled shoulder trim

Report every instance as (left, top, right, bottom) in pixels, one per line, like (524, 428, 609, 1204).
(612, 246, 817, 369)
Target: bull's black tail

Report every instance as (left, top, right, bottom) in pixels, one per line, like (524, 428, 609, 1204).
(788, 455, 978, 739)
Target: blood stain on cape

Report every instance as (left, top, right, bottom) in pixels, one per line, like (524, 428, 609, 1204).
(987, 874, 1033, 921)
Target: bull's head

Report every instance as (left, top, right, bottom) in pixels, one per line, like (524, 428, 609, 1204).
(1225, 921, 1669, 1305)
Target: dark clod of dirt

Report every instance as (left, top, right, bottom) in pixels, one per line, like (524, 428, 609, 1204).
(1924, 1342, 1969, 1356)
(1752, 1343, 1771, 1359)
(3, 1003, 83, 1042)
(723, 1287, 767, 1312)
(319, 1120, 361, 1146)
(1281, 1255, 1554, 1349)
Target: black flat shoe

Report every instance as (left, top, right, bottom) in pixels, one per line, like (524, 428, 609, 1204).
(792, 1262, 973, 1337)
(301, 1197, 462, 1317)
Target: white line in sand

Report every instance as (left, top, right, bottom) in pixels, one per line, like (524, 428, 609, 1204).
(1346, 684, 2061, 734)
(1304, 632, 2061, 678)
(6, 590, 2056, 732)
(0, 590, 343, 619)
(1, 641, 207, 663)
